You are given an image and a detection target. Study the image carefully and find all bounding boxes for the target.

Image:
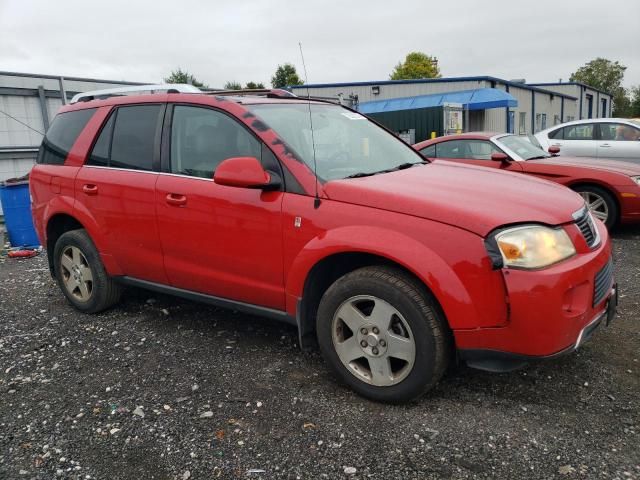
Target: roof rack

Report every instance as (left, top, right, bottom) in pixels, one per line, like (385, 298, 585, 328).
(70, 84, 202, 104)
(206, 88, 297, 99)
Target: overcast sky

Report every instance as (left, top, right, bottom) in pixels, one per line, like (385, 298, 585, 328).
(1, 0, 638, 89)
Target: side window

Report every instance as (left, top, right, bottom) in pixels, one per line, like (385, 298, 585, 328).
(563, 124, 594, 140)
(419, 145, 436, 157)
(87, 113, 115, 167)
(465, 140, 501, 160)
(37, 108, 96, 165)
(548, 127, 563, 140)
(599, 123, 617, 141)
(435, 140, 465, 158)
(170, 105, 261, 178)
(604, 123, 640, 141)
(109, 105, 162, 171)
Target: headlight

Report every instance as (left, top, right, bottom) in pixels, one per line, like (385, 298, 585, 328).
(494, 225, 576, 269)
(632, 176, 640, 186)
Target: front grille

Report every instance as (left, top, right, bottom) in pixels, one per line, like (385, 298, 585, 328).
(575, 210, 598, 248)
(593, 258, 614, 307)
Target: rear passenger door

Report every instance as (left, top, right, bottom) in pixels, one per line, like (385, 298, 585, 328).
(75, 103, 168, 284)
(548, 123, 597, 157)
(596, 123, 640, 162)
(155, 104, 285, 310)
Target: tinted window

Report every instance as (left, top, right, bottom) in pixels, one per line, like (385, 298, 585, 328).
(170, 105, 260, 178)
(419, 145, 436, 157)
(548, 127, 563, 139)
(562, 124, 594, 140)
(600, 123, 640, 141)
(109, 105, 162, 171)
(37, 108, 96, 165)
(432, 139, 499, 159)
(435, 140, 465, 158)
(87, 113, 115, 167)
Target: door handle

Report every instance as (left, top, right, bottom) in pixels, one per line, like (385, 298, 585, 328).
(600, 143, 611, 147)
(82, 184, 98, 195)
(165, 193, 187, 207)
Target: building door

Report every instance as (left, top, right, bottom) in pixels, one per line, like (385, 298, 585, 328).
(601, 99, 607, 118)
(507, 111, 515, 134)
(586, 94, 593, 119)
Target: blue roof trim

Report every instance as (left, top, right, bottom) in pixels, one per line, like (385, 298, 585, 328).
(358, 88, 518, 114)
(527, 82, 612, 97)
(290, 75, 577, 100)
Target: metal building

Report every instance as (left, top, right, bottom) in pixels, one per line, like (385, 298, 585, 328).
(527, 82, 613, 119)
(0, 71, 145, 185)
(290, 76, 612, 142)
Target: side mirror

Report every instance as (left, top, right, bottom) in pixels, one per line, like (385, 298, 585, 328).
(214, 157, 280, 190)
(491, 152, 510, 162)
(548, 146, 561, 154)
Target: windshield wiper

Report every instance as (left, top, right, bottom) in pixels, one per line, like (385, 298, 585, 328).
(345, 171, 376, 178)
(526, 155, 549, 160)
(345, 161, 427, 179)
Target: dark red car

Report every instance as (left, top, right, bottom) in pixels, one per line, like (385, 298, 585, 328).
(31, 87, 616, 402)
(414, 132, 640, 228)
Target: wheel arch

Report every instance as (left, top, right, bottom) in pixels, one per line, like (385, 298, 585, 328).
(45, 209, 122, 277)
(567, 180, 621, 223)
(286, 227, 472, 350)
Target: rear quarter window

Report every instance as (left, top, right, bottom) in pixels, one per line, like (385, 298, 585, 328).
(37, 108, 96, 165)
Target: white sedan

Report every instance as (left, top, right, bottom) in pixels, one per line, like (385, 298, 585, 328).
(535, 118, 640, 163)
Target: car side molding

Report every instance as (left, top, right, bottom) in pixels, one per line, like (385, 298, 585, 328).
(117, 276, 296, 326)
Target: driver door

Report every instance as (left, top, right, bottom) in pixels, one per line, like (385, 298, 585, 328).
(155, 104, 286, 310)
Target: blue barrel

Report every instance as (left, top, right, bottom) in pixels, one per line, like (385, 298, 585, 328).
(0, 182, 40, 248)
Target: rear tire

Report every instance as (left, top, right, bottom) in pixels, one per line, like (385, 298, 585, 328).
(572, 185, 618, 229)
(316, 266, 450, 403)
(53, 229, 122, 313)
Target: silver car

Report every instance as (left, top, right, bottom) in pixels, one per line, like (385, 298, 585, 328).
(535, 118, 640, 162)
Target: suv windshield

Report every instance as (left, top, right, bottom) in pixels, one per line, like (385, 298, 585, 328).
(496, 134, 550, 160)
(247, 103, 425, 181)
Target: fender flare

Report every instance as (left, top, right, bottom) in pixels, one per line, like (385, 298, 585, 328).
(44, 198, 124, 276)
(285, 225, 477, 330)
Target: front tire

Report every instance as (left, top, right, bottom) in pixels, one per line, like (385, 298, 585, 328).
(316, 266, 450, 403)
(573, 185, 618, 229)
(53, 229, 122, 313)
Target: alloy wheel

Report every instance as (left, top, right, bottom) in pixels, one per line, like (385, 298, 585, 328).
(579, 191, 609, 223)
(331, 295, 416, 387)
(60, 246, 94, 302)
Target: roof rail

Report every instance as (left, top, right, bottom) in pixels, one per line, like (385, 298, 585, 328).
(70, 84, 202, 104)
(206, 88, 297, 99)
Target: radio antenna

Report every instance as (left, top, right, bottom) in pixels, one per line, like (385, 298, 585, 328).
(299, 42, 320, 209)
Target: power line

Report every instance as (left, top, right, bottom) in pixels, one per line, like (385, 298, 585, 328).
(0, 109, 45, 136)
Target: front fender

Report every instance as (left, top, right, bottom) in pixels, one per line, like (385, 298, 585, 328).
(285, 225, 480, 330)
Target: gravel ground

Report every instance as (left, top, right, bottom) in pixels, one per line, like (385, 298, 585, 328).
(1, 227, 638, 480)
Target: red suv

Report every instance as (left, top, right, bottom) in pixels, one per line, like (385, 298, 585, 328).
(31, 86, 617, 402)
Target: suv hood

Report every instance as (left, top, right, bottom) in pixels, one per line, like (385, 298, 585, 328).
(324, 161, 584, 236)
(532, 156, 640, 176)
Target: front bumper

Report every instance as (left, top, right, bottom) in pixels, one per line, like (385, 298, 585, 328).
(455, 220, 616, 370)
(459, 285, 617, 372)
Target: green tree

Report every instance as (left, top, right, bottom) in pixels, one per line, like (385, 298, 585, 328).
(164, 68, 207, 88)
(271, 63, 303, 88)
(390, 52, 441, 80)
(570, 58, 628, 116)
(629, 85, 640, 117)
(245, 81, 265, 89)
(223, 81, 242, 90)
